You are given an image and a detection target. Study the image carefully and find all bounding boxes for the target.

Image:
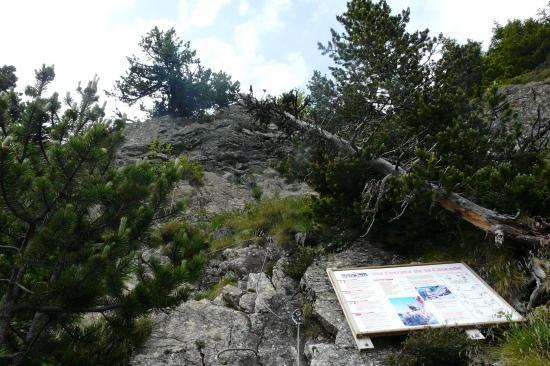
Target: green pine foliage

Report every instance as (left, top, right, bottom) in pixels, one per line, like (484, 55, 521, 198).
(0, 66, 203, 365)
(485, 7, 550, 84)
(300, 0, 549, 236)
(112, 27, 240, 118)
(269, 1, 550, 330)
(0, 66, 17, 93)
(151, 221, 208, 272)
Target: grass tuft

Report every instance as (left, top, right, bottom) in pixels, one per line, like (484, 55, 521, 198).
(195, 275, 237, 300)
(284, 245, 323, 280)
(496, 306, 550, 366)
(209, 196, 314, 250)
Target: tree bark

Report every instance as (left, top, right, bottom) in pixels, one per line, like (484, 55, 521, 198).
(0, 224, 35, 346)
(0, 267, 24, 346)
(239, 94, 549, 247)
(12, 312, 49, 366)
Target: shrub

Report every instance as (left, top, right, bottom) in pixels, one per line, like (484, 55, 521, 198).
(151, 221, 209, 276)
(195, 275, 237, 300)
(302, 302, 323, 338)
(485, 14, 550, 84)
(386, 327, 473, 366)
(283, 246, 323, 280)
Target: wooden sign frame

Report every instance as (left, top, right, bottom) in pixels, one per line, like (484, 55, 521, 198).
(327, 262, 524, 338)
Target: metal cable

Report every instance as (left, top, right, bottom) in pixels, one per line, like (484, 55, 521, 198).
(215, 232, 303, 364)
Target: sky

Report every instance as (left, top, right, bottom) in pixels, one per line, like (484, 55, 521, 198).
(1, 0, 546, 119)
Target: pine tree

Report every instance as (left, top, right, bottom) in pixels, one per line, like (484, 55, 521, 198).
(112, 26, 240, 118)
(305, 0, 548, 227)
(0, 66, 17, 92)
(0, 66, 204, 365)
(485, 8, 550, 84)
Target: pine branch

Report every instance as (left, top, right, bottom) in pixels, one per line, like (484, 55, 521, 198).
(0, 279, 34, 294)
(0, 152, 34, 224)
(0, 245, 19, 251)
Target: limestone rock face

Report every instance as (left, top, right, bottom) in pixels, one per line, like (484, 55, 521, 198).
(130, 300, 258, 366)
(301, 240, 397, 335)
(495, 81, 549, 151)
(123, 106, 398, 365)
(118, 105, 315, 220)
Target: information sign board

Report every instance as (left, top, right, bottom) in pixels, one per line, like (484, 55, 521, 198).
(327, 262, 523, 337)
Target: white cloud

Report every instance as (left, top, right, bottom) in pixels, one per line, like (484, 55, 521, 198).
(178, 0, 190, 28)
(195, 37, 309, 95)
(0, 0, 179, 119)
(238, 0, 250, 16)
(193, 0, 308, 95)
(179, 0, 232, 29)
(4, 0, 542, 121)
(251, 53, 309, 93)
(389, 0, 545, 48)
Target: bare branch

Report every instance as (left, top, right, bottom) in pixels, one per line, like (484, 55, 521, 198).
(0, 279, 34, 294)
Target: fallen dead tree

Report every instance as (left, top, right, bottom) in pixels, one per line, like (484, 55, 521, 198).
(238, 93, 549, 248)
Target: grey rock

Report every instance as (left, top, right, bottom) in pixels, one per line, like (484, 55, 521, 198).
(295, 232, 308, 246)
(301, 240, 396, 335)
(304, 340, 391, 366)
(304, 341, 373, 366)
(272, 257, 300, 296)
(494, 81, 550, 152)
(118, 105, 315, 222)
(223, 246, 269, 278)
(131, 300, 257, 366)
(251, 311, 302, 366)
(334, 320, 357, 348)
(221, 284, 243, 309)
(247, 272, 277, 313)
(239, 292, 257, 314)
(122, 105, 408, 365)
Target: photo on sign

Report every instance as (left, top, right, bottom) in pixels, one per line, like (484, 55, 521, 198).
(389, 296, 439, 326)
(416, 285, 453, 301)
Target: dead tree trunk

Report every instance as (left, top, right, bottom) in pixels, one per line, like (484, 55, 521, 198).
(238, 94, 549, 248)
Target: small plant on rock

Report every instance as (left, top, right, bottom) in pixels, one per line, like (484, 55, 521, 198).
(386, 327, 473, 366)
(496, 306, 550, 366)
(283, 246, 323, 281)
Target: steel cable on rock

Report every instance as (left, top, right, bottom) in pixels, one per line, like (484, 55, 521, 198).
(215, 233, 304, 366)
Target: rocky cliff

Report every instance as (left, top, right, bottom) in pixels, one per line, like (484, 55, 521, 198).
(119, 105, 398, 365)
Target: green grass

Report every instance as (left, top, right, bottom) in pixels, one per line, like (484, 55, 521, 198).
(195, 275, 237, 300)
(302, 302, 323, 339)
(496, 307, 550, 366)
(209, 196, 315, 250)
(508, 63, 550, 84)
